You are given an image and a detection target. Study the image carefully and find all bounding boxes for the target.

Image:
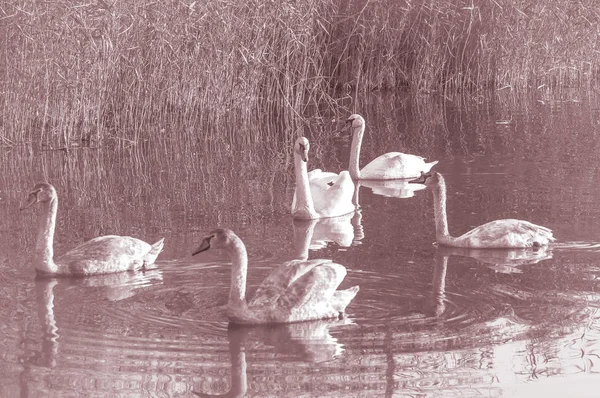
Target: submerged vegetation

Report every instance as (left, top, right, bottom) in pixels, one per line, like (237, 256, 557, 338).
(1, 0, 600, 146)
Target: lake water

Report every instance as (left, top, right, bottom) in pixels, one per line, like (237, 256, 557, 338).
(2, 92, 600, 397)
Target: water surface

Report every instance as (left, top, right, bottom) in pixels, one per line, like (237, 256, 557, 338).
(2, 92, 600, 396)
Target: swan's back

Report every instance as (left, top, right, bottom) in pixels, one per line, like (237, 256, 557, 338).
(250, 259, 333, 307)
(453, 219, 555, 249)
(310, 171, 355, 218)
(56, 236, 164, 275)
(361, 152, 438, 180)
(248, 259, 359, 323)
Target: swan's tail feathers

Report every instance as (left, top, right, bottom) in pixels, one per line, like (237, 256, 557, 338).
(332, 285, 359, 313)
(144, 238, 165, 264)
(423, 160, 439, 173)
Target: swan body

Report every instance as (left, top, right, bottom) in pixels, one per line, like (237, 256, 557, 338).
(21, 183, 164, 276)
(411, 172, 555, 248)
(292, 137, 355, 219)
(192, 228, 359, 324)
(347, 114, 438, 180)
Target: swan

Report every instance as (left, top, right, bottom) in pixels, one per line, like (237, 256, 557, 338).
(192, 228, 359, 324)
(291, 137, 355, 219)
(21, 183, 164, 275)
(410, 172, 555, 248)
(346, 114, 438, 180)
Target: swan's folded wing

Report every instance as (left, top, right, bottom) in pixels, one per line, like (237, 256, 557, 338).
(56, 236, 152, 275)
(308, 169, 339, 190)
(361, 152, 437, 179)
(311, 171, 355, 217)
(249, 259, 333, 307)
(275, 262, 346, 312)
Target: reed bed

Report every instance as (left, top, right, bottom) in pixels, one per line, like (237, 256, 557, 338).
(2, 0, 600, 147)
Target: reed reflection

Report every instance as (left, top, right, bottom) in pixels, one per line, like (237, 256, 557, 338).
(193, 319, 351, 397)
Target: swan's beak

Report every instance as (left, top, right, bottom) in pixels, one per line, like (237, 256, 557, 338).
(192, 237, 211, 256)
(409, 172, 429, 184)
(20, 192, 38, 211)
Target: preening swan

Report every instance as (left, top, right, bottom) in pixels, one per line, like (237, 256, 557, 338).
(346, 114, 438, 180)
(292, 137, 355, 219)
(21, 183, 164, 275)
(410, 172, 555, 248)
(192, 228, 359, 324)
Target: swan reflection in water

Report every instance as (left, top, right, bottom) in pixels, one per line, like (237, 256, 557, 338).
(292, 210, 364, 261)
(23, 268, 163, 370)
(435, 244, 553, 274)
(356, 179, 427, 199)
(413, 244, 553, 319)
(193, 318, 352, 397)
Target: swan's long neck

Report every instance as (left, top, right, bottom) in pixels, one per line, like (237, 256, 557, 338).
(293, 219, 317, 260)
(349, 124, 364, 179)
(293, 152, 318, 219)
(228, 236, 248, 306)
(430, 176, 454, 245)
(35, 199, 59, 274)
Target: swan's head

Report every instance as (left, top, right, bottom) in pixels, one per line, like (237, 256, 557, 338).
(294, 137, 309, 162)
(20, 183, 57, 210)
(192, 228, 238, 255)
(346, 114, 365, 130)
(409, 171, 441, 186)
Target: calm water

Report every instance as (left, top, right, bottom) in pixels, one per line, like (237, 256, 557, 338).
(2, 93, 600, 397)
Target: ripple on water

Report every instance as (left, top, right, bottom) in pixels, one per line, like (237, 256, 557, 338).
(341, 261, 534, 353)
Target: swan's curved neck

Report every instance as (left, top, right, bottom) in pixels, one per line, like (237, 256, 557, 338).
(430, 176, 454, 245)
(349, 124, 364, 179)
(293, 152, 318, 219)
(293, 219, 317, 260)
(35, 199, 59, 274)
(228, 235, 248, 306)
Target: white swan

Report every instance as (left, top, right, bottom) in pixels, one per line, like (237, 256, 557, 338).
(410, 172, 555, 248)
(21, 183, 164, 275)
(291, 137, 355, 219)
(347, 114, 438, 180)
(192, 228, 359, 324)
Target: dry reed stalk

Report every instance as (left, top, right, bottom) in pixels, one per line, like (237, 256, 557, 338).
(2, 0, 600, 147)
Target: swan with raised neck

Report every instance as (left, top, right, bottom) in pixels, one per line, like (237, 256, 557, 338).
(21, 183, 164, 275)
(347, 114, 438, 180)
(192, 228, 359, 324)
(291, 137, 355, 219)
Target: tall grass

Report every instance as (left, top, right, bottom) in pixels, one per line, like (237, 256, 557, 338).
(2, 0, 600, 147)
